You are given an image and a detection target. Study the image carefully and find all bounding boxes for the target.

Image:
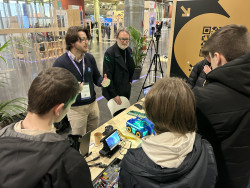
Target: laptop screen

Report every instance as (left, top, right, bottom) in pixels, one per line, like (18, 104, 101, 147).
(79, 131, 91, 157)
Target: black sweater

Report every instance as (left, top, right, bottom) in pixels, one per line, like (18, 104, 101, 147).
(53, 52, 103, 106)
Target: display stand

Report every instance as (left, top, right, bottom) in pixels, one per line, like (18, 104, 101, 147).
(34, 40, 65, 60)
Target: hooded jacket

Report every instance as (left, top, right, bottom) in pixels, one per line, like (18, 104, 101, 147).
(119, 134, 217, 188)
(0, 124, 93, 188)
(193, 53, 250, 188)
(187, 59, 211, 89)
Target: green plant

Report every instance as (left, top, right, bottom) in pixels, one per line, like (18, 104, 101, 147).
(0, 98, 27, 123)
(0, 40, 27, 126)
(129, 26, 147, 68)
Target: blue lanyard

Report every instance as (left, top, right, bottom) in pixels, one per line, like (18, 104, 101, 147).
(67, 52, 85, 82)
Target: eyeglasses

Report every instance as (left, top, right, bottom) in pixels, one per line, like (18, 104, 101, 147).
(118, 38, 130, 42)
(79, 37, 88, 42)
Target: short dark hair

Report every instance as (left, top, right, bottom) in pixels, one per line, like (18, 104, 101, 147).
(144, 77, 197, 135)
(27, 67, 80, 115)
(65, 26, 90, 51)
(116, 27, 130, 38)
(202, 24, 250, 62)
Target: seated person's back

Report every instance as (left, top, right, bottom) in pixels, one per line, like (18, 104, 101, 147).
(119, 77, 217, 188)
(0, 67, 93, 188)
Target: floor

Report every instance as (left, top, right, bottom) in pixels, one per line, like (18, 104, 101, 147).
(0, 27, 170, 126)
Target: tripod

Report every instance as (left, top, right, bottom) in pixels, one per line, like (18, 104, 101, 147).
(137, 34, 164, 101)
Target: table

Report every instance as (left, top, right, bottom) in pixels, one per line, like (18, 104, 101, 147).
(86, 98, 145, 181)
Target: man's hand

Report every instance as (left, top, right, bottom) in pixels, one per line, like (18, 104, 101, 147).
(203, 65, 211, 74)
(101, 74, 110, 87)
(114, 96, 122, 105)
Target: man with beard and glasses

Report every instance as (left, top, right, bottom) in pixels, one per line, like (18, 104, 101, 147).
(102, 27, 135, 107)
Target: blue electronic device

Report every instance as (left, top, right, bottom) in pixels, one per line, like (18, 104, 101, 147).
(105, 130, 121, 151)
(99, 129, 122, 158)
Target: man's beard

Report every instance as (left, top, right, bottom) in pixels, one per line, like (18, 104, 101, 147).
(117, 43, 129, 50)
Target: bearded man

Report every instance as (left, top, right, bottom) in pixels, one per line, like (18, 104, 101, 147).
(102, 27, 135, 105)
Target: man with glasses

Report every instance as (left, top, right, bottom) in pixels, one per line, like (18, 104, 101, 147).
(53, 26, 110, 147)
(102, 27, 135, 106)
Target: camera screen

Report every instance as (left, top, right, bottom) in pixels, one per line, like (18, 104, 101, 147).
(105, 131, 121, 151)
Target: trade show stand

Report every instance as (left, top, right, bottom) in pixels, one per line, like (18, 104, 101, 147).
(85, 98, 147, 181)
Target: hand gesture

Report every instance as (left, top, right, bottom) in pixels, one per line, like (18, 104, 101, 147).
(203, 65, 211, 74)
(101, 74, 110, 87)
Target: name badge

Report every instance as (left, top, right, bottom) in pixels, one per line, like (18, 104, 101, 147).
(81, 83, 91, 100)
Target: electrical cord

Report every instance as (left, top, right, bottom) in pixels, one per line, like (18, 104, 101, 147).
(88, 162, 108, 168)
(88, 162, 102, 167)
(99, 164, 108, 168)
(119, 140, 132, 155)
(86, 155, 100, 163)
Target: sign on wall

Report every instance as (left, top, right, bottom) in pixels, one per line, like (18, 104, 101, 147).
(168, 0, 250, 78)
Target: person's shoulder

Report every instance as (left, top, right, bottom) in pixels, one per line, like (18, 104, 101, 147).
(105, 43, 117, 54)
(193, 83, 220, 108)
(127, 46, 133, 52)
(123, 147, 145, 162)
(193, 59, 208, 68)
(54, 53, 68, 66)
(85, 52, 94, 59)
(192, 85, 210, 103)
(61, 145, 89, 169)
(57, 52, 68, 60)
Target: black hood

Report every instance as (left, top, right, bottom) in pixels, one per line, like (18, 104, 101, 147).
(0, 124, 71, 187)
(121, 135, 203, 184)
(207, 53, 250, 96)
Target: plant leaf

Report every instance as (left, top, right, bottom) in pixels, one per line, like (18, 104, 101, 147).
(0, 98, 27, 123)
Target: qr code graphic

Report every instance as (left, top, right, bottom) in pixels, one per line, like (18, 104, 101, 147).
(199, 26, 221, 57)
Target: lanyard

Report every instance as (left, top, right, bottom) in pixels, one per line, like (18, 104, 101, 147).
(67, 52, 85, 81)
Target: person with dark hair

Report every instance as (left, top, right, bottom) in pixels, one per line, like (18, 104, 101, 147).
(193, 24, 250, 187)
(53, 26, 110, 140)
(0, 67, 93, 188)
(102, 27, 135, 105)
(101, 23, 105, 38)
(187, 56, 211, 89)
(119, 77, 217, 188)
(86, 22, 90, 34)
(106, 23, 111, 40)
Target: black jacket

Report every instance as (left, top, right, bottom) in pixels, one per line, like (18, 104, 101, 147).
(119, 134, 217, 188)
(193, 53, 250, 188)
(187, 59, 211, 89)
(53, 52, 103, 106)
(0, 124, 93, 188)
(102, 42, 135, 100)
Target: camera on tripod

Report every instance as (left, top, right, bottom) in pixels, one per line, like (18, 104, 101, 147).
(154, 21, 163, 40)
(137, 21, 164, 101)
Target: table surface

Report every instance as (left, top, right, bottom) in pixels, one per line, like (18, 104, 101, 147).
(86, 98, 145, 181)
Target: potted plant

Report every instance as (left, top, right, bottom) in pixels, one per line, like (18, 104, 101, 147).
(129, 26, 147, 80)
(0, 40, 27, 128)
